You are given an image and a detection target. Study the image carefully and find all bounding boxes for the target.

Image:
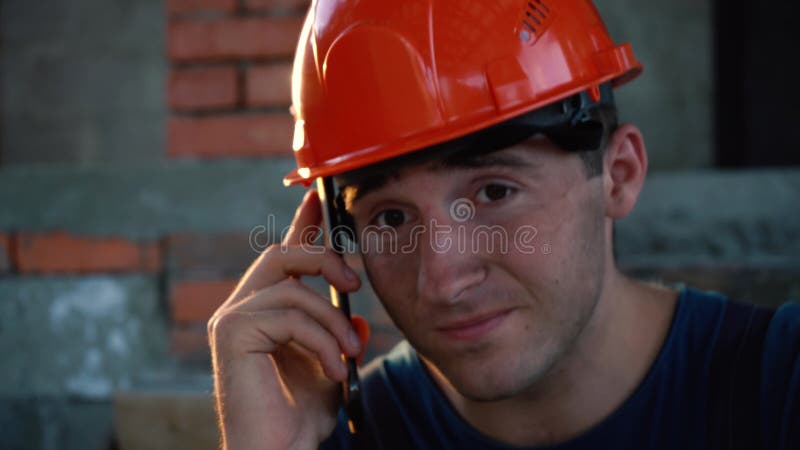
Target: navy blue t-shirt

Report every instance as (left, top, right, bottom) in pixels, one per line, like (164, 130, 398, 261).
(320, 288, 800, 449)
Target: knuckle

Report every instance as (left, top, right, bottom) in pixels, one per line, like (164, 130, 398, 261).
(272, 278, 302, 304)
(207, 311, 242, 337)
(283, 308, 305, 325)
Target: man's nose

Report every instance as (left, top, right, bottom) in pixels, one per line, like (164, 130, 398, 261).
(416, 217, 486, 304)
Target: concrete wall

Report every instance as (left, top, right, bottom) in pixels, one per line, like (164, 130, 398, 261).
(596, 0, 714, 170)
(0, 0, 166, 165)
(0, 275, 166, 450)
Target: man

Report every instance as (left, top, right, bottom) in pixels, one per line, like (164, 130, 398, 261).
(208, 1, 800, 449)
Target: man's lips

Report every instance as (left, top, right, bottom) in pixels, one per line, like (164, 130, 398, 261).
(435, 309, 515, 341)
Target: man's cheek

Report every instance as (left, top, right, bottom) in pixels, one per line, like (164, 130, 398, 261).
(364, 254, 418, 302)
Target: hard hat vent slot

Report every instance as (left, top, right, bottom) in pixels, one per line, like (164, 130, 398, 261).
(519, 0, 552, 42)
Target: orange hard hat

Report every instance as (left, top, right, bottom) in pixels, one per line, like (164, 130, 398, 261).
(284, 0, 642, 186)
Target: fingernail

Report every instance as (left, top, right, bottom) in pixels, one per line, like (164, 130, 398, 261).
(348, 329, 361, 350)
(344, 266, 358, 281)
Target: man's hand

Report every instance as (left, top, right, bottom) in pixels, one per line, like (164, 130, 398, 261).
(208, 190, 367, 450)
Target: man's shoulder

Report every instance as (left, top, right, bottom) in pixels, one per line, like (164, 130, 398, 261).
(675, 286, 800, 365)
(761, 300, 800, 446)
(761, 299, 800, 386)
(669, 286, 800, 343)
(766, 300, 800, 341)
(688, 287, 800, 450)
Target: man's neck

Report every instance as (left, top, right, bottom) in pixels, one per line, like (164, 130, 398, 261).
(422, 271, 679, 447)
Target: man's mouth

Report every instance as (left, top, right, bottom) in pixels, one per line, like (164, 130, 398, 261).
(436, 309, 515, 341)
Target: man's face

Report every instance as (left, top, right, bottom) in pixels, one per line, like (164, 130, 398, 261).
(345, 137, 608, 401)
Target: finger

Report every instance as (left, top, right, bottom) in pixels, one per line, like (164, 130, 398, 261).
(351, 315, 371, 367)
(283, 189, 322, 247)
(246, 308, 349, 381)
(233, 247, 360, 300)
(234, 278, 362, 357)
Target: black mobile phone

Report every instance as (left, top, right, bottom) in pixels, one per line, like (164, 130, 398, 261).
(316, 177, 363, 434)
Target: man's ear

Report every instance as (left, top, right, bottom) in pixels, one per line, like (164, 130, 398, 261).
(603, 124, 648, 219)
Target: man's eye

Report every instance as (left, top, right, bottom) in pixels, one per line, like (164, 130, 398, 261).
(476, 183, 515, 203)
(375, 209, 408, 228)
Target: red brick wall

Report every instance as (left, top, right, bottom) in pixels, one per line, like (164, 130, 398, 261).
(162, 1, 312, 363)
(166, 0, 304, 159)
(165, 0, 304, 362)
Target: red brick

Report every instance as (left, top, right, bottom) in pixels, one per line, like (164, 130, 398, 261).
(243, 0, 310, 12)
(245, 63, 292, 107)
(168, 17, 303, 62)
(167, 113, 293, 158)
(14, 232, 161, 274)
(0, 234, 11, 272)
(166, 232, 264, 277)
(171, 279, 238, 323)
(167, 0, 237, 15)
(169, 66, 239, 111)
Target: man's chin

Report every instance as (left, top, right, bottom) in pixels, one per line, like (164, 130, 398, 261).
(422, 350, 542, 403)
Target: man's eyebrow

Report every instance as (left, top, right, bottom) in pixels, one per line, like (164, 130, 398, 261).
(340, 151, 536, 209)
(340, 175, 395, 211)
(433, 151, 535, 170)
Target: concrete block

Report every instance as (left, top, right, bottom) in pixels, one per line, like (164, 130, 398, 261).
(617, 169, 800, 268)
(170, 325, 212, 367)
(0, 159, 303, 240)
(596, 0, 713, 170)
(0, 275, 167, 398)
(0, 397, 114, 450)
(1, 0, 166, 165)
(623, 267, 800, 309)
